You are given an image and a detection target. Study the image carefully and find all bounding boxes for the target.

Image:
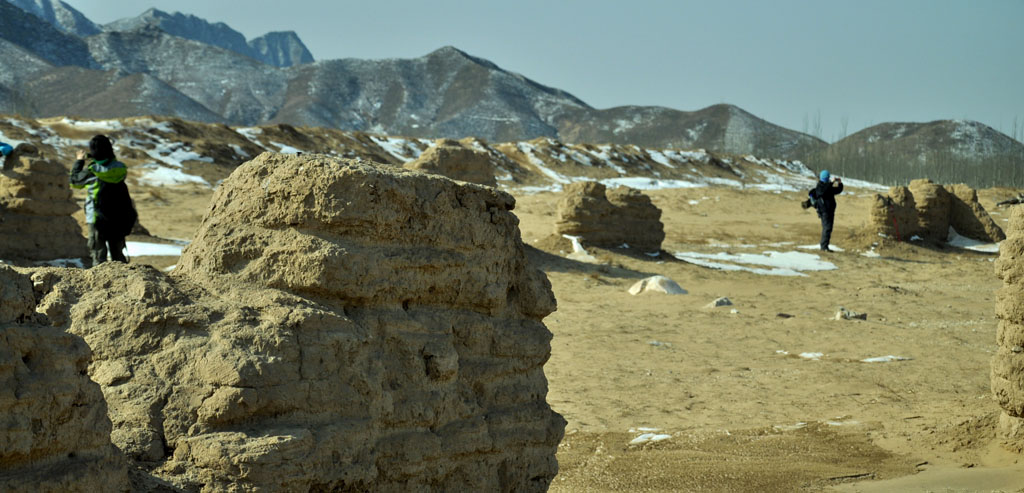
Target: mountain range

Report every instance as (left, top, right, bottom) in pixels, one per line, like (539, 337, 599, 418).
(0, 0, 1021, 186)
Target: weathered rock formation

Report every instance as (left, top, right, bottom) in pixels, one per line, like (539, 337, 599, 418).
(33, 152, 564, 491)
(555, 181, 664, 252)
(994, 205, 1024, 451)
(0, 265, 128, 492)
(0, 144, 88, 262)
(868, 179, 1004, 243)
(403, 138, 511, 187)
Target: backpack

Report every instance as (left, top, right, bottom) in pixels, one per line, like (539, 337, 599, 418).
(806, 189, 825, 214)
(94, 181, 138, 238)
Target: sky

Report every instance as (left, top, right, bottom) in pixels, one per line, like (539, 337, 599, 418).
(64, 0, 1024, 142)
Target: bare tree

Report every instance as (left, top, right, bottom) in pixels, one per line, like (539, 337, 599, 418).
(838, 115, 849, 141)
(811, 109, 822, 140)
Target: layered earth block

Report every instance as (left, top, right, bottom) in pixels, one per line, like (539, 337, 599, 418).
(554, 181, 664, 252)
(22, 152, 564, 491)
(0, 144, 88, 262)
(869, 179, 1004, 243)
(994, 205, 1024, 451)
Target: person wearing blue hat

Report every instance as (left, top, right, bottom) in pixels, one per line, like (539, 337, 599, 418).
(808, 169, 843, 251)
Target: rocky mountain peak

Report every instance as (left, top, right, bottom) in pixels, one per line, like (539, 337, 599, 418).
(247, 30, 314, 67)
(103, 7, 312, 68)
(5, 0, 101, 37)
(0, 0, 96, 68)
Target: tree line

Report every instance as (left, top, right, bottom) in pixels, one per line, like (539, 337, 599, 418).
(806, 142, 1024, 189)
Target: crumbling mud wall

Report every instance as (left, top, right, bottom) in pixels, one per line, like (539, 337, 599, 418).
(404, 137, 517, 187)
(994, 205, 1024, 451)
(946, 183, 1006, 243)
(908, 179, 953, 241)
(0, 144, 88, 262)
(554, 181, 664, 252)
(868, 179, 1004, 243)
(869, 186, 917, 239)
(35, 153, 564, 491)
(0, 265, 128, 492)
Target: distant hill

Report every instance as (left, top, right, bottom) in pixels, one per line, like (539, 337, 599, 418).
(0, 1, 1020, 182)
(0, 0, 95, 68)
(104, 8, 313, 67)
(809, 120, 1024, 188)
(554, 103, 826, 161)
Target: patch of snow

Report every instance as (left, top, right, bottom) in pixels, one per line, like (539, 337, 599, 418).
(518, 143, 571, 184)
(799, 352, 824, 360)
(562, 234, 598, 263)
(229, 144, 249, 159)
(136, 140, 213, 168)
(797, 244, 845, 252)
(673, 250, 837, 277)
(629, 433, 672, 445)
(947, 227, 1000, 253)
(773, 422, 807, 431)
(235, 127, 264, 144)
(136, 164, 210, 187)
(599, 177, 703, 190)
(126, 242, 185, 257)
(370, 135, 422, 162)
(861, 355, 912, 363)
(35, 258, 85, 268)
(136, 118, 174, 133)
(269, 141, 303, 154)
(57, 117, 124, 132)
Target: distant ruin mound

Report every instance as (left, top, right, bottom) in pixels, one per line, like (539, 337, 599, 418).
(555, 181, 664, 252)
(0, 144, 88, 262)
(868, 179, 1004, 243)
(993, 205, 1024, 452)
(403, 137, 513, 187)
(29, 152, 564, 491)
(0, 265, 128, 492)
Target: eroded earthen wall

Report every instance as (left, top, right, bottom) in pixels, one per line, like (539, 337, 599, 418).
(34, 153, 564, 491)
(555, 181, 664, 252)
(994, 205, 1024, 451)
(0, 265, 128, 492)
(0, 145, 87, 262)
(868, 179, 1004, 243)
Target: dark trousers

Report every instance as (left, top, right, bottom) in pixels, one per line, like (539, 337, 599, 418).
(819, 210, 835, 251)
(88, 224, 127, 266)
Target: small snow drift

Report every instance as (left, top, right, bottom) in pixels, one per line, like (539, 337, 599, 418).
(0, 144, 88, 262)
(555, 181, 664, 252)
(994, 205, 1024, 451)
(673, 250, 836, 277)
(869, 179, 1004, 243)
(628, 275, 687, 295)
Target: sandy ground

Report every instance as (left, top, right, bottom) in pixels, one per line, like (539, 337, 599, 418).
(121, 181, 1024, 492)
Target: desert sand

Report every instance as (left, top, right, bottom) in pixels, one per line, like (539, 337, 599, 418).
(104, 174, 1024, 491)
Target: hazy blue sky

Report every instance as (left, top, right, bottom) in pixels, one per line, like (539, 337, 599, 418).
(65, 0, 1024, 142)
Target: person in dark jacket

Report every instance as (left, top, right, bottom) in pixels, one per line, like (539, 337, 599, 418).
(809, 169, 843, 252)
(70, 135, 135, 265)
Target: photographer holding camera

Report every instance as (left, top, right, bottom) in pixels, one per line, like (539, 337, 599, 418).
(70, 135, 136, 266)
(808, 170, 843, 252)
